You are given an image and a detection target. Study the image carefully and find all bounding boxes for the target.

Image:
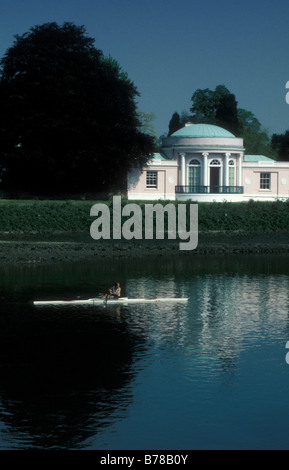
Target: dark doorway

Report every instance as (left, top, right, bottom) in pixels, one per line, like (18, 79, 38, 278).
(210, 167, 220, 193)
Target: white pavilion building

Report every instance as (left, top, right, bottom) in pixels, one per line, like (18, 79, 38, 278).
(127, 123, 289, 202)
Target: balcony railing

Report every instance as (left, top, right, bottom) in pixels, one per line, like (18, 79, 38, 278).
(175, 185, 244, 194)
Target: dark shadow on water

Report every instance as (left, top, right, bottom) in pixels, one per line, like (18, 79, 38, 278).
(0, 301, 146, 449)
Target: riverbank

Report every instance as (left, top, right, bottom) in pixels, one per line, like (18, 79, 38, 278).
(0, 231, 289, 266)
(1, 198, 289, 265)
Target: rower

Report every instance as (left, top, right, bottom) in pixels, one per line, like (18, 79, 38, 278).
(103, 282, 121, 299)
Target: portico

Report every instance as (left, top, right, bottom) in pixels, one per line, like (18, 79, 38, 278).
(177, 150, 243, 195)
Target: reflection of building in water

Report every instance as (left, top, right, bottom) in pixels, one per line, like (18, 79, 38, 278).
(126, 277, 185, 299)
(125, 277, 188, 347)
(193, 274, 289, 371)
(126, 274, 289, 375)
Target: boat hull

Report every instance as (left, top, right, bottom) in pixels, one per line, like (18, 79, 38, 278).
(33, 297, 188, 306)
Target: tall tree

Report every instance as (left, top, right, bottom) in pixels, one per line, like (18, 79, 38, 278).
(190, 88, 216, 123)
(168, 112, 182, 135)
(137, 110, 157, 141)
(238, 109, 277, 158)
(190, 85, 230, 124)
(0, 22, 154, 194)
(215, 93, 240, 136)
(271, 131, 289, 161)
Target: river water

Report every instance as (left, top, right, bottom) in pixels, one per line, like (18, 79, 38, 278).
(1, 253, 289, 450)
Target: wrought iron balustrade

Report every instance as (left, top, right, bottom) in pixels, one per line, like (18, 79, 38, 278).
(175, 185, 244, 194)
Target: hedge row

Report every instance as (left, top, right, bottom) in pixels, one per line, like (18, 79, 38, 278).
(0, 200, 92, 233)
(0, 199, 289, 234)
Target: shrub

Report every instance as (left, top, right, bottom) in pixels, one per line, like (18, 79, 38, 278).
(0, 199, 289, 235)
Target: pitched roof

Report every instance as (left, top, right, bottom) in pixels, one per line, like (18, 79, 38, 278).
(152, 153, 168, 160)
(244, 155, 275, 162)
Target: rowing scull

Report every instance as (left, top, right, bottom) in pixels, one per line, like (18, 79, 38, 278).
(33, 297, 188, 306)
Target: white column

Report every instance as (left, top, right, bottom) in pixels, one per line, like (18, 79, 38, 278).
(224, 153, 231, 187)
(238, 153, 242, 186)
(180, 153, 186, 186)
(219, 163, 223, 187)
(202, 152, 208, 186)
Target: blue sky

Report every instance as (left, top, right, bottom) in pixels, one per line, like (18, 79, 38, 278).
(0, 0, 288, 139)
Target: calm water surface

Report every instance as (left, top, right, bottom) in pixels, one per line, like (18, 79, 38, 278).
(1, 254, 289, 450)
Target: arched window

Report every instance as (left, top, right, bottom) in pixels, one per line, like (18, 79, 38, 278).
(188, 159, 201, 186)
(210, 159, 221, 166)
(228, 160, 235, 185)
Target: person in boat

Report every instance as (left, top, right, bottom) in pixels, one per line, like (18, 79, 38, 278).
(103, 282, 121, 299)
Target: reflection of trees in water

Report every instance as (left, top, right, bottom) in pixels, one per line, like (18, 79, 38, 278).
(0, 304, 145, 449)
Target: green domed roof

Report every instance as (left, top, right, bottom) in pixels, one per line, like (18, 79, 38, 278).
(171, 124, 236, 138)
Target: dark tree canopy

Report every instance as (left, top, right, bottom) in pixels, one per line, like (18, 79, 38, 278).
(190, 85, 241, 135)
(190, 85, 231, 124)
(168, 112, 182, 136)
(0, 22, 154, 194)
(168, 110, 191, 136)
(271, 131, 289, 161)
(215, 93, 240, 136)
